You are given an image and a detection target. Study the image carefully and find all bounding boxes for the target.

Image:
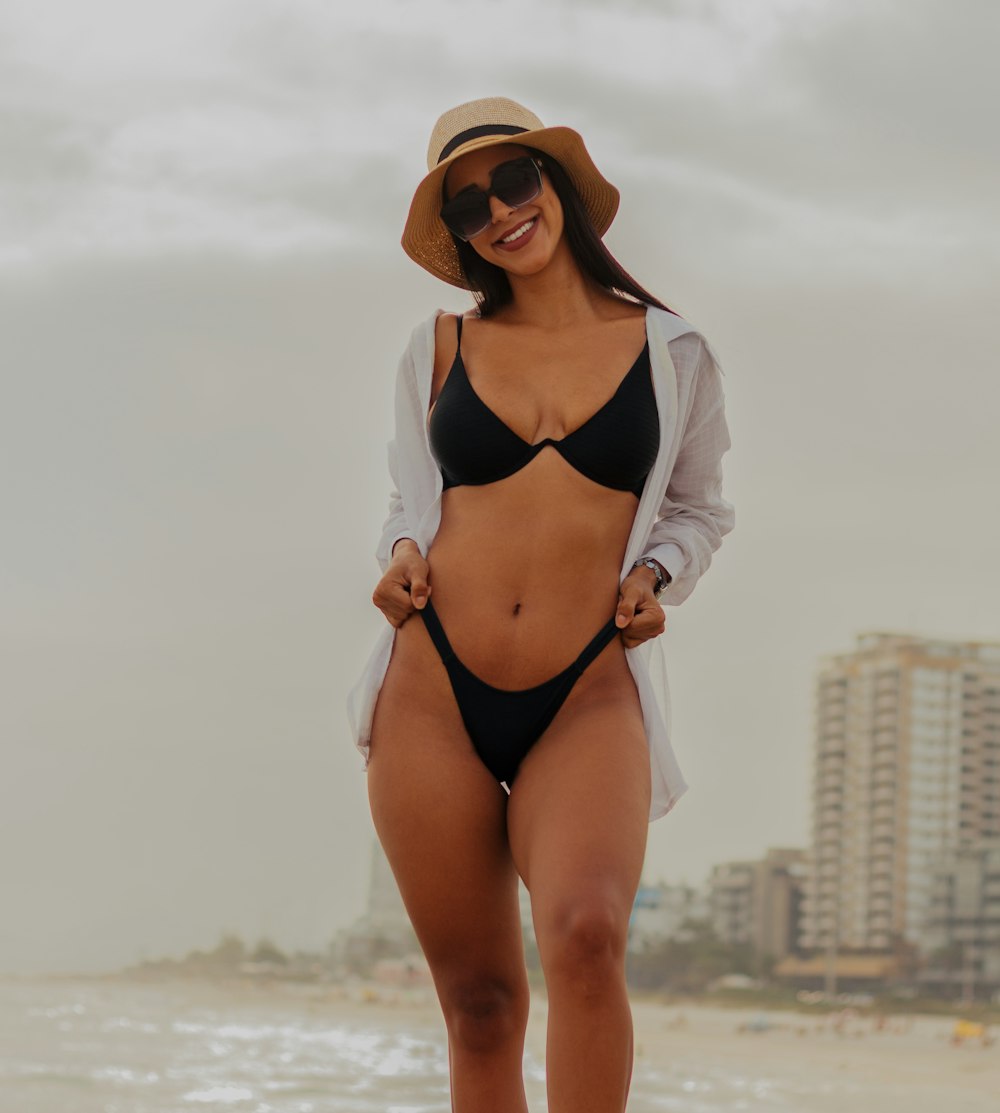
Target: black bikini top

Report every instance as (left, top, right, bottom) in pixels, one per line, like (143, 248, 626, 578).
(429, 316, 659, 498)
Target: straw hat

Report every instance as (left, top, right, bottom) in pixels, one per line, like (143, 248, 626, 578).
(401, 96, 620, 289)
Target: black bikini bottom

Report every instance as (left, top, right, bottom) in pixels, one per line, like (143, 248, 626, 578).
(420, 598, 620, 788)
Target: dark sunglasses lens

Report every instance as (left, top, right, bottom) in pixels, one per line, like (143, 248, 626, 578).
(441, 193, 491, 240)
(493, 159, 542, 208)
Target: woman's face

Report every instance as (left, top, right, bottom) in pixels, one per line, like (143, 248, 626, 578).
(443, 144, 565, 277)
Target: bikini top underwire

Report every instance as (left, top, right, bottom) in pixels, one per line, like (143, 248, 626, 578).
(428, 316, 659, 498)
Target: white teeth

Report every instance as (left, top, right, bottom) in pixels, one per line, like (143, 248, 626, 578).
(499, 218, 535, 244)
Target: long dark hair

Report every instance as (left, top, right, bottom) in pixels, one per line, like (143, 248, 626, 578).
(451, 146, 673, 318)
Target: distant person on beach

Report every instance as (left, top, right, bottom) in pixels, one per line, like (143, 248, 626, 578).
(348, 96, 734, 1112)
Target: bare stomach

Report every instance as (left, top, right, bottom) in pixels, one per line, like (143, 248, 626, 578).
(420, 454, 638, 687)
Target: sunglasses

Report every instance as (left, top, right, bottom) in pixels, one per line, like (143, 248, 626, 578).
(440, 156, 544, 242)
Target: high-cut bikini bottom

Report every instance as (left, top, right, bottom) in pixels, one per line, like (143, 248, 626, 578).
(420, 598, 620, 789)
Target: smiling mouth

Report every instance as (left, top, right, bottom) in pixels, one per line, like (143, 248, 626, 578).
(495, 217, 537, 245)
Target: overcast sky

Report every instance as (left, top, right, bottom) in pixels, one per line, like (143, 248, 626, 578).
(2, 0, 998, 973)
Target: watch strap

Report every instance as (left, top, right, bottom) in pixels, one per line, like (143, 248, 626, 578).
(632, 558, 670, 597)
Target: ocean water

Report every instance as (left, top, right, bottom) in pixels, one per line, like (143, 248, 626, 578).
(0, 978, 460, 1113)
(0, 977, 995, 1113)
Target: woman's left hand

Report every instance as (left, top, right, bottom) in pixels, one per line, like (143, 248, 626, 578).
(615, 566, 666, 649)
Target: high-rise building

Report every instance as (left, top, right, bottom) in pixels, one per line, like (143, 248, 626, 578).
(800, 633, 1000, 956)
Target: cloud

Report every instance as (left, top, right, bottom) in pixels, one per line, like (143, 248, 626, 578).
(5, 0, 994, 280)
(0, 0, 845, 267)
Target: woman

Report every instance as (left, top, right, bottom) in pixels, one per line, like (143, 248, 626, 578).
(348, 97, 734, 1112)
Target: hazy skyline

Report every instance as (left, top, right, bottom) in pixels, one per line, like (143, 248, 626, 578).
(2, 0, 998, 972)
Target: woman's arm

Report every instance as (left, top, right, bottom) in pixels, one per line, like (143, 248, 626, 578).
(375, 330, 424, 572)
(643, 335, 734, 605)
(375, 312, 453, 572)
(372, 324, 435, 624)
(375, 438, 416, 573)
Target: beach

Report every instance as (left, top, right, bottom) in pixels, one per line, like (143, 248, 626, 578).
(0, 976, 997, 1112)
(628, 999, 999, 1112)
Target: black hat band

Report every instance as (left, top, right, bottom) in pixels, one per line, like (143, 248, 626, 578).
(437, 125, 529, 164)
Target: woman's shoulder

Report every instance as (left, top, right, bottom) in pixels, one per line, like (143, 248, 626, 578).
(399, 309, 461, 366)
(431, 310, 467, 394)
(425, 307, 478, 348)
(432, 308, 465, 341)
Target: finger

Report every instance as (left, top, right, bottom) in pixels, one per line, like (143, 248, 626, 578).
(616, 587, 639, 628)
(622, 610, 666, 646)
(408, 569, 430, 610)
(631, 606, 666, 636)
(373, 583, 416, 626)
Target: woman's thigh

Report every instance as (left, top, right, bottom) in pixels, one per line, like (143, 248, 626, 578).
(505, 674, 651, 947)
(367, 620, 525, 985)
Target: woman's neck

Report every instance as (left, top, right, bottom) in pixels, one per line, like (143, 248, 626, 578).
(500, 243, 634, 329)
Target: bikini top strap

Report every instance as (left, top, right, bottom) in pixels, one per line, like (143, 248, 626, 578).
(455, 314, 464, 350)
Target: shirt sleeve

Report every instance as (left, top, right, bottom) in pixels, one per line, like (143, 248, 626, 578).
(374, 338, 422, 573)
(375, 437, 415, 573)
(642, 334, 735, 605)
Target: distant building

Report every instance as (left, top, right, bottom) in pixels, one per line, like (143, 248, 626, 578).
(338, 838, 416, 967)
(708, 848, 806, 961)
(709, 860, 754, 947)
(800, 633, 1000, 957)
(365, 837, 412, 941)
(628, 883, 708, 952)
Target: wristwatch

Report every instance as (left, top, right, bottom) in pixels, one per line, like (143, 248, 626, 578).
(632, 558, 670, 598)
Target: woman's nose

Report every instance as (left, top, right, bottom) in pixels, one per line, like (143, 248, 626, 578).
(488, 194, 515, 222)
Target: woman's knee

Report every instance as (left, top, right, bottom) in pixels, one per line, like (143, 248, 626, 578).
(537, 895, 629, 985)
(438, 971, 529, 1054)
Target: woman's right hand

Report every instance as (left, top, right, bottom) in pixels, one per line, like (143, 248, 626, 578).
(371, 539, 431, 627)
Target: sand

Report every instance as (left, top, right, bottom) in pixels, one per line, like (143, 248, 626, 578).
(624, 999, 999, 1110)
(327, 984, 1000, 1111)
